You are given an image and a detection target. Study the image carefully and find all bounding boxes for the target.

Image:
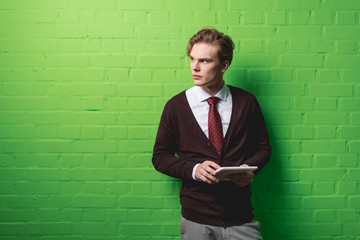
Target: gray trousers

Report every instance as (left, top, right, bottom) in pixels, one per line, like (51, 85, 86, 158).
(180, 217, 263, 240)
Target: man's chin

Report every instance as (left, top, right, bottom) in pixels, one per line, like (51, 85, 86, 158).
(193, 79, 204, 86)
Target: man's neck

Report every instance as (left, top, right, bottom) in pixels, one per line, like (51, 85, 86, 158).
(200, 80, 225, 96)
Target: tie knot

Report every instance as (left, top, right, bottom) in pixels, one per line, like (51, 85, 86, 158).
(206, 97, 219, 106)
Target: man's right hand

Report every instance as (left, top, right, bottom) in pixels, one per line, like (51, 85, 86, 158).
(195, 161, 221, 184)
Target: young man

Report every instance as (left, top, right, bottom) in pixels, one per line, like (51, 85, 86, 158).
(152, 28, 271, 239)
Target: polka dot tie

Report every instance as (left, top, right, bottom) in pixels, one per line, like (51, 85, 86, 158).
(206, 97, 223, 156)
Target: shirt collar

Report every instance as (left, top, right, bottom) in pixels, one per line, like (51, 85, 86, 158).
(194, 84, 230, 103)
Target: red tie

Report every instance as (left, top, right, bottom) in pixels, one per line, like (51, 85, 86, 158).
(206, 97, 223, 156)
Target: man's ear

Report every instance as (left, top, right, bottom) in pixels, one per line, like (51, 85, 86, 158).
(221, 61, 230, 73)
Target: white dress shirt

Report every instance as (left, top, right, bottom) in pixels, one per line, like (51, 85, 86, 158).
(185, 84, 233, 180)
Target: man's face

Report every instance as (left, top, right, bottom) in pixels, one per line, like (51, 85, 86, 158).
(189, 43, 228, 93)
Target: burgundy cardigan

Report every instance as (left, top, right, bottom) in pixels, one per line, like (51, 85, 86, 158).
(152, 85, 271, 227)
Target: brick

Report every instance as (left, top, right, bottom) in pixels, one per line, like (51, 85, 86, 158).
(314, 182, 335, 194)
(117, 168, 161, 180)
(266, 12, 286, 25)
(265, 40, 286, 52)
(166, 0, 209, 9)
(289, 11, 312, 25)
(344, 223, 360, 235)
(326, 56, 360, 68)
(337, 41, 357, 54)
(338, 182, 357, 194)
(349, 196, 360, 209)
(270, 210, 314, 223)
(71, 112, 117, 124)
(87, 25, 133, 38)
(120, 197, 163, 209)
(81, 126, 104, 139)
(343, 70, 360, 82)
(72, 169, 116, 181)
(289, 40, 312, 53)
(243, 12, 263, 24)
(290, 155, 313, 168)
(0, 223, 26, 235)
(294, 97, 314, 110)
(316, 126, 336, 139)
(122, 224, 161, 236)
(73, 223, 117, 235)
(339, 126, 358, 139)
(315, 210, 336, 222)
(119, 140, 154, 152)
(104, 126, 128, 139)
(238, 55, 277, 67)
(326, 26, 360, 39)
(218, 11, 240, 24)
(135, 26, 181, 39)
(125, 40, 147, 55)
(119, 0, 162, 9)
(278, 27, 321, 39)
(0, 182, 15, 194)
(297, 224, 341, 236)
(258, 83, 305, 96)
(230, 0, 274, 9)
(277, 0, 320, 9)
(21, 140, 71, 153)
(314, 41, 333, 53)
(303, 140, 346, 153)
(324, 0, 360, 10)
(25, 169, 70, 181)
(71, 140, 117, 153)
(313, 11, 333, 24)
(72, 196, 117, 207)
(302, 169, 346, 181)
(295, 127, 313, 139)
(69, 0, 114, 9)
(304, 197, 345, 209)
(129, 98, 152, 110)
(305, 112, 348, 124)
(229, 26, 274, 39)
(83, 154, 106, 168)
(338, 154, 358, 167)
(70, 83, 116, 96)
(105, 182, 128, 195)
(90, 55, 136, 67)
(240, 40, 263, 53)
(126, 11, 146, 24)
(17, 182, 59, 195)
(139, 55, 183, 68)
(348, 169, 360, 181)
(281, 55, 323, 67)
(270, 183, 312, 195)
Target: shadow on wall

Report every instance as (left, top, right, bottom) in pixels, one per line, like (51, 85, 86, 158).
(226, 65, 288, 239)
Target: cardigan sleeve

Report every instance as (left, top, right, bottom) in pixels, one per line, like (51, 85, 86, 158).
(243, 96, 271, 174)
(152, 99, 197, 180)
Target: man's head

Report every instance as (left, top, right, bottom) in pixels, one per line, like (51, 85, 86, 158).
(187, 28, 235, 66)
(187, 28, 235, 95)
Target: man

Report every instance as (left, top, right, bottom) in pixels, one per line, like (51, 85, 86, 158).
(152, 28, 271, 239)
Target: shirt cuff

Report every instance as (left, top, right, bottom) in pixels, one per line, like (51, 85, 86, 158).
(192, 164, 200, 180)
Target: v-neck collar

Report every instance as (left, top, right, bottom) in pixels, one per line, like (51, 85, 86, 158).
(181, 85, 236, 158)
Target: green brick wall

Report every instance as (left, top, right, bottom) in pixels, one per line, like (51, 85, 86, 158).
(0, 0, 359, 239)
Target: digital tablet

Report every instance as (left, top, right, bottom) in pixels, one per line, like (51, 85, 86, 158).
(215, 166, 258, 181)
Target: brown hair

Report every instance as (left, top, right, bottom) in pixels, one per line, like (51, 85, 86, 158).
(187, 28, 235, 65)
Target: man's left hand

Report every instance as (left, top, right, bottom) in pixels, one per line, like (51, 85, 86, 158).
(226, 165, 254, 187)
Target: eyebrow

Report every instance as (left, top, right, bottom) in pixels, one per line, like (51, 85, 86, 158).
(189, 55, 214, 62)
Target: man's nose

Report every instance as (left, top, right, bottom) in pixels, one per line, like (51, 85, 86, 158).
(192, 61, 200, 71)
